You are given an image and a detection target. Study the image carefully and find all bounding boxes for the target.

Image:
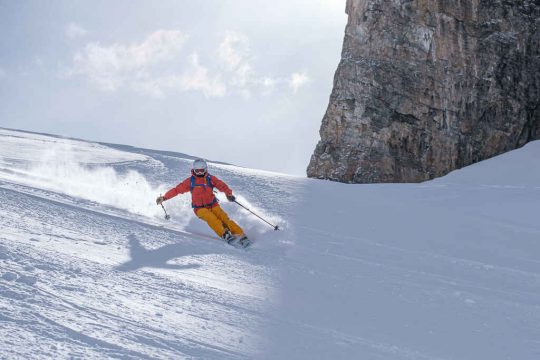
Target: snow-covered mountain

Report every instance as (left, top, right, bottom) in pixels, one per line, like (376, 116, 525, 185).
(1, 128, 539, 359)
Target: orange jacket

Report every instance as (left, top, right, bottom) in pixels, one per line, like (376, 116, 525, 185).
(163, 173, 233, 213)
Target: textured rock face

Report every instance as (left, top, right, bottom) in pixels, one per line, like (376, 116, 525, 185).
(308, 0, 540, 183)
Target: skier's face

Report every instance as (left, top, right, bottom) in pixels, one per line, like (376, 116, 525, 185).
(194, 168, 206, 176)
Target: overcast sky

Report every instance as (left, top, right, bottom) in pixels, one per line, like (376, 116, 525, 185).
(0, 0, 347, 175)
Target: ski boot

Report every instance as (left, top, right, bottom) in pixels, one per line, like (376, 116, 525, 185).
(222, 230, 237, 245)
(237, 235, 251, 248)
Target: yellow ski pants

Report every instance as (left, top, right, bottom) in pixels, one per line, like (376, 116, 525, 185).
(195, 205, 244, 238)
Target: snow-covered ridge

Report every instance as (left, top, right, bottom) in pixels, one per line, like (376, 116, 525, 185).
(0, 128, 148, 165)
(432, 140, 540, 187)
(1, 129, 539, 359)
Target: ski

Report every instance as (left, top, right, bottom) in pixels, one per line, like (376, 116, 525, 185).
(226, 236, 252, 249)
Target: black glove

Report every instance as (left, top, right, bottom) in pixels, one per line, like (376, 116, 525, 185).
(156, 196, 165, 205)
(227, 194, 236, 202)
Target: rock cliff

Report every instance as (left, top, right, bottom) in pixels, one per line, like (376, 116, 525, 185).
(307, 0, 540, 183)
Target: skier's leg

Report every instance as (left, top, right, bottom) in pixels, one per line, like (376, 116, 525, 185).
(195, 208, 226, 238)
(211, 205, 245, 236)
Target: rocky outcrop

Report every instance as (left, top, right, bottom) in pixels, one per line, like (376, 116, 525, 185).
(307, 0, 540, 183)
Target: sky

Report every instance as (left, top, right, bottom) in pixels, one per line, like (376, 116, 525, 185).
(0, 0, 347, 175)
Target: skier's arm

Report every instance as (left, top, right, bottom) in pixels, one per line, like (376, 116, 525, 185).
(163, 178, 191, 200)
(210, 176, 233, 197)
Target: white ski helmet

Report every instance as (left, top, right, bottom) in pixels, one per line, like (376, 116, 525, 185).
(192, 158, 208, 176)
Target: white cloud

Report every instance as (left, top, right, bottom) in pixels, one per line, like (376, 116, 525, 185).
(289, 72, 310, 93)
(218, 31, 255, 94)
(256, 77, 277, 96)
(65, 23, 88, 39)
(218, 31, 250, 69)
(67, 29, 308, 99)
(69, 30, 188, 95)
(261, 77, 277, 88)
(217, 31, 310, 97)
(179, 53, 226, 98)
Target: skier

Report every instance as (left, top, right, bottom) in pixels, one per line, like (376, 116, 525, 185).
(156, 158, 250, 247)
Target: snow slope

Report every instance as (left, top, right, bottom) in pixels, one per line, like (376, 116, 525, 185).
(1, 128, 539, 359)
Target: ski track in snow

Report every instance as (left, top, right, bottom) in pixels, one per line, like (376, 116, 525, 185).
(1, 129, 540, 359)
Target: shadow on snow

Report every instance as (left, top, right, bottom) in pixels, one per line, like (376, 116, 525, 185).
(116, 234, 216, 272)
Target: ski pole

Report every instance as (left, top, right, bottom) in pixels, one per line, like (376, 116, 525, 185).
(160, 197, 171, 220)
(234, 200, 279, 231)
